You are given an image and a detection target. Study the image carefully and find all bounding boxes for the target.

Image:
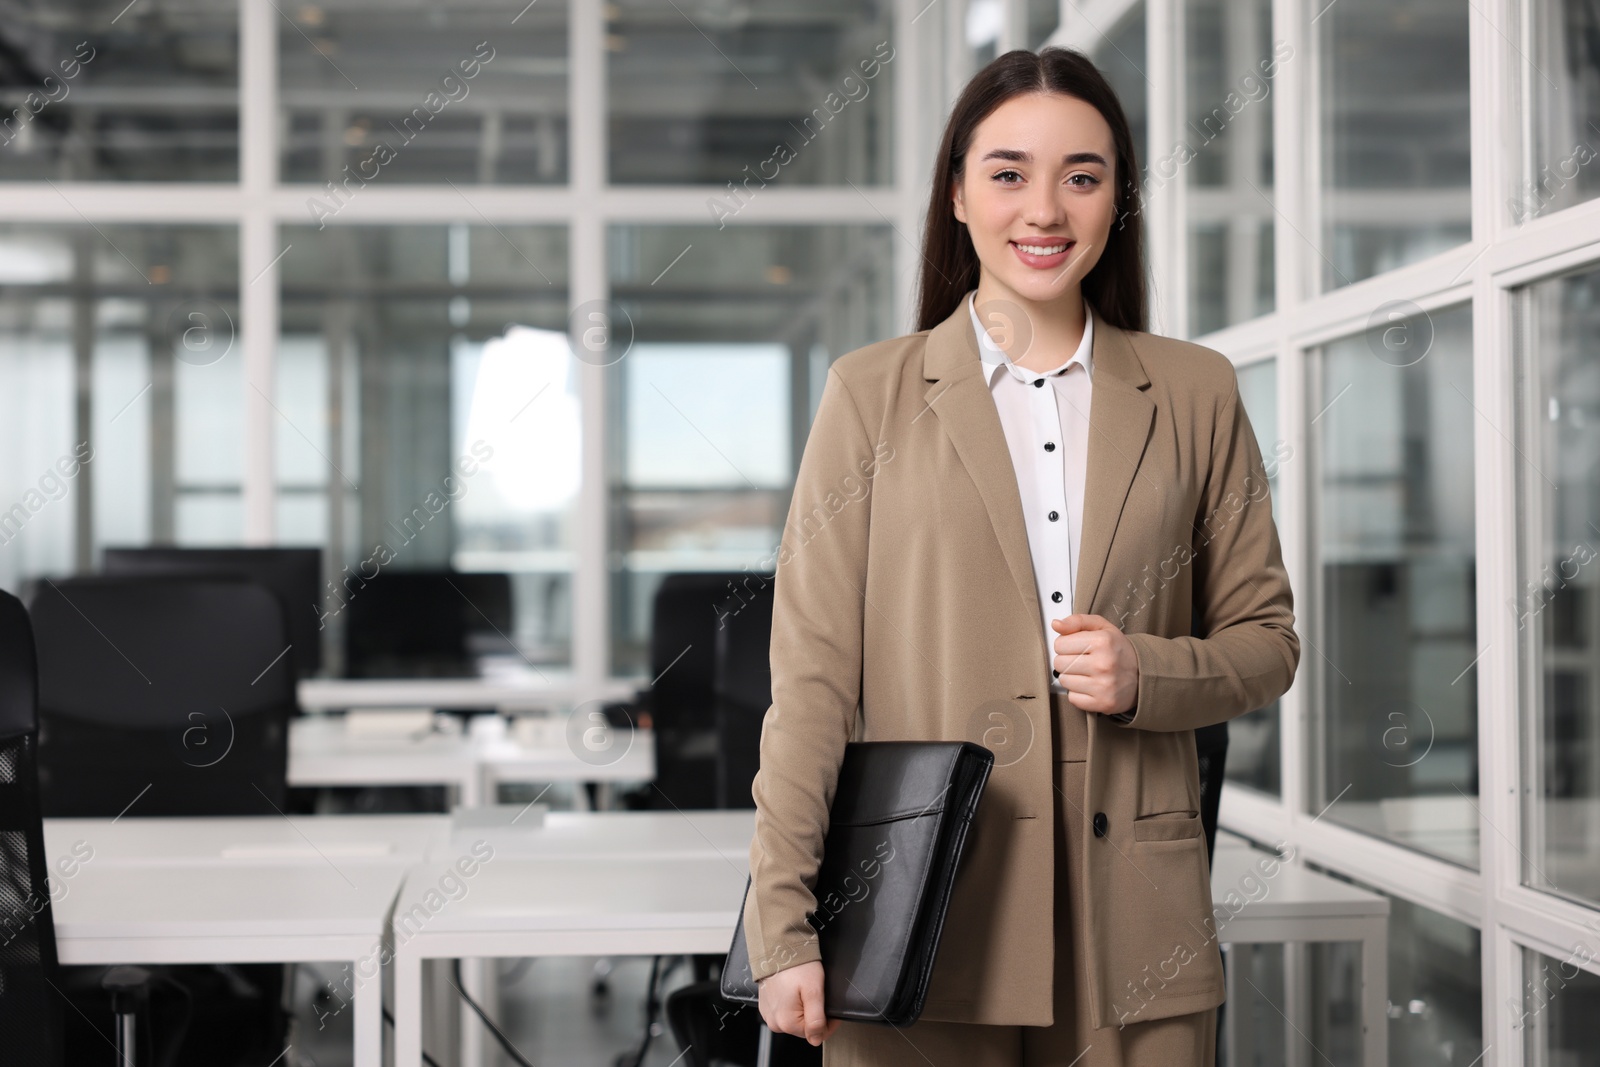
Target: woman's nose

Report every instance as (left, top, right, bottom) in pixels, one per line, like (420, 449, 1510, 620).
(1023, 186, 1068, 228)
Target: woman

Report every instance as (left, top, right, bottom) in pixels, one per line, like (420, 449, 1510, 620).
(742, 47, 1299, 1066)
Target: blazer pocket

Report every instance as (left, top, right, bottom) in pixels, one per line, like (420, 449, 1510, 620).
(1132, 809, 1203, 843)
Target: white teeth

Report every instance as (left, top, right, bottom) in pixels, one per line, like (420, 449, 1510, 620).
(1015, 242, 1070, 255)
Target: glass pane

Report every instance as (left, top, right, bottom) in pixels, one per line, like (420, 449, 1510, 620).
(1220, 943, 1288, 1067)
(280, 1, 568, 185)
(279, 224, 572, 675)
(1516, 266, 1600, 908)
(606, 0, 894, 185)
(1227, 357, 1282, 796)
(1027, 0, 1060, 49)
(1089, 6, 1147, 181)
(1184, 0, 1276, 333)
(1309, 303, 1478, 867)
(1302, 865, 1484, 1067)
(1316, 0, 1471, 290)
(607, 223, 894, 676)
(1521, 946, 1600, 1060)
(0, 0, 238, 181)
(1523, 0, 1600, 221)
(0, 224, 239, 594)
(967, 0, 1001, 70)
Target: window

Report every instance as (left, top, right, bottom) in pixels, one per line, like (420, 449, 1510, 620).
(1315, 0, 1471, 290)
(1183, 0, 1276, 334)
(1515, 265, 1600, 908)
(0, 0, 239, 182)
(1308, 303, 1478, 867)
(1227, 356, 1282, 796)
(279, 1, 569, 186)
(605, 0, 895, 186)
(1521, 0, 1600, 222)
(0, 223, 240, 591)
(279, 223, 573, 672)
(606, 222, 893, 674)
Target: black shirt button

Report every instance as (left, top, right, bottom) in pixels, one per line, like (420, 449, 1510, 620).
(1044, 442, 1056, 452)
(1093, 812, 1108, 837)
(1048, 510, 1059, 521)
(1051, 591, 1063, 603)
(1033, 378, 1045, 388)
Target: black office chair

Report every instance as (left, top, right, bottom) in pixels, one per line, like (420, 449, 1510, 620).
(0, 588, 62, 1065)
(1189, 604, 1230, 1067)
(624, 571, 771, 812)
(30, 575, 293, 817)
(28, 575, 296, 1065)
(711, 576, 774, 810)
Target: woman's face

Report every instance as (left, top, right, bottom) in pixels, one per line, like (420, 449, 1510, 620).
(952, 91, 1118, 308)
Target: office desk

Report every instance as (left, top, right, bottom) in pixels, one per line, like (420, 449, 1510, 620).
(392, 851, 750, 1067)
(298, 674, 640, 713)
(1211, 835, 1390, 1067)
(391, 811, 752, 1067)
(288, 715, 656, 807)
(45, 815, 450, 1067)
(392, 818, 1387, 1067)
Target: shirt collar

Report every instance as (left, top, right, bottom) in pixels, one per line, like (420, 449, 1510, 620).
(967, 290, 1094, 386)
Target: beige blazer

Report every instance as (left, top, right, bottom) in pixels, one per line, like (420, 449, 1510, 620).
(741, 291, 1299, 1030)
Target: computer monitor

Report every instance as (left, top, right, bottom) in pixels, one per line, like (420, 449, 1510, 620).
(101, 546, 324, 679)
(342, 569, 513, 678)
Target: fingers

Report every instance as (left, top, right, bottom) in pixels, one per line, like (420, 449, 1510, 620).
(800, 973, 830, 1045)
(1052, 612, 1116, 633)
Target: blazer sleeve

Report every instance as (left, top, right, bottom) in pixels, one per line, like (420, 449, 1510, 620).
(1116, 371, 1300, 732)
(742, 365, 880, 982)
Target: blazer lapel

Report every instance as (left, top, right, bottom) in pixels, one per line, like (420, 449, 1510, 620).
(922, 291, 1155, 623)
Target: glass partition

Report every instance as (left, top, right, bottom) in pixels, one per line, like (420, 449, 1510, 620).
(279, 223, 572, 674)
(1516, 265, 1600, 909)
(1308, 302, 1478, 867)
(0, 0, 239, 181)
(606, 222, 893, 675)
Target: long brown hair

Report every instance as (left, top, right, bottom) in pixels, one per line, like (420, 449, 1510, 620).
(915, 47, 1148, 334)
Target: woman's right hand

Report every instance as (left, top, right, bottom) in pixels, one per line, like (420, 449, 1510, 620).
(757, 960, 842, 1045)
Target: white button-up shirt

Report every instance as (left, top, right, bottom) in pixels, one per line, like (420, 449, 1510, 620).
(967, 290, 1094, 694)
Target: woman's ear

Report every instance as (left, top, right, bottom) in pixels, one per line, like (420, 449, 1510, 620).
(952, 177, 967, 224)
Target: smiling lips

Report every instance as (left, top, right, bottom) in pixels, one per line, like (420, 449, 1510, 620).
(1010, 239, 1075, 268)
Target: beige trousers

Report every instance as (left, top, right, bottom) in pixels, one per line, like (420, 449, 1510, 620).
(821, 693, 1217, 1067)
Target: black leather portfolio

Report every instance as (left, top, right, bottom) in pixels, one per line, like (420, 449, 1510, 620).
(718, 740, 995, 1026)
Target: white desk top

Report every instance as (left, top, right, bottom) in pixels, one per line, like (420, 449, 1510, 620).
(463, 809, 755, 860)
(45, 814, 451, 868)
(394, 817, 1386, 946)
(297, 674, 641, 712)
(44, 815, 442, 950)
(396, 853, 751, 937)
(53, 863, 410, 943)
(288, 715, 656, 789)
(1209, 840, 1390, 923)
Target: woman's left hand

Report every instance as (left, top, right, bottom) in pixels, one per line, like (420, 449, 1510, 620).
(1050, 614, 1139, 715)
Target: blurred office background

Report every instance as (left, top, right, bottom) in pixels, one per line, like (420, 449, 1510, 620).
(0, 0, 1598, 1064)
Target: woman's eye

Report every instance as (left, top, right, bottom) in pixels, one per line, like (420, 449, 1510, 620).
(993, 169, 1023, 184)
(1067, 173, 1100, 187)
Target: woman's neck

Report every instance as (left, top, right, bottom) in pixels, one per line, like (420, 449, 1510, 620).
(971, 278, 1089, 374)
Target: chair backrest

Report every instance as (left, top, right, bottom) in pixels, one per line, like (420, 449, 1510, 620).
(1191, 603, 1229, 866)
(645, 572, 771, 810)
(0, 589, 62, 1064)
(30, 575, 295, 818)
(101, 547, 325, 678)
(342, 569, 513, 677)
(712, 578, 775, 810)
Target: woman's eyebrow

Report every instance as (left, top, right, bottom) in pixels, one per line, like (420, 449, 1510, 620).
(978, 149, 1109, 167)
